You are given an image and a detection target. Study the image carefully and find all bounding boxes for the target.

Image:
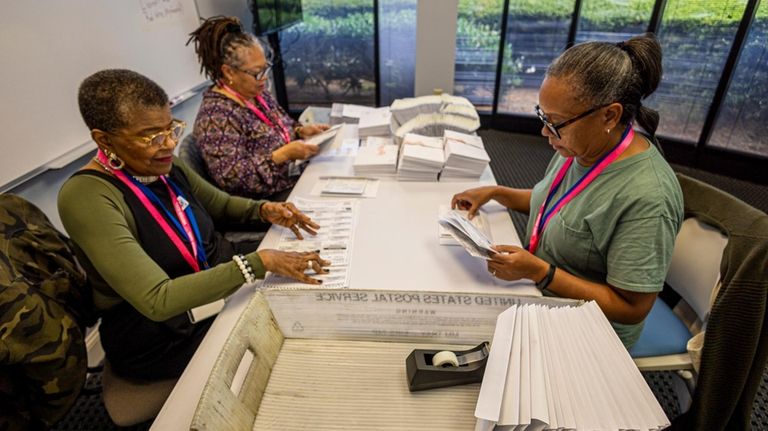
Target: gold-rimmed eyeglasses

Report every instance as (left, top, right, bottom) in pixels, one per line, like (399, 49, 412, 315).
(107, 119, 186, 147)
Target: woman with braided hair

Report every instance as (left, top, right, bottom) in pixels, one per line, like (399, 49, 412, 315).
(452, 33, 683, 349)
(188, 16, 328, 200)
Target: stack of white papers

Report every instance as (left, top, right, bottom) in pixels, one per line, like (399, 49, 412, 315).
(361, 136, 394, 147)
(438, 206, 490, 246)
(321, 178, 368, 195)
(438, 210, 496, 259)
(330, 103, 375, 124)
(357, 107, 392, 137)
(444, 130, 484, 149)
(330, 103, 344, 125)
(441, 133, 490, 181)
(394, 113, 480, 145)
(397, 133, 445, 181)
(353, 143, 399, 178)
(475, 301, 670, 431)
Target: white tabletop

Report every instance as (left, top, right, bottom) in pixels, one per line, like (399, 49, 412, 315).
(152, 139, 538, 430)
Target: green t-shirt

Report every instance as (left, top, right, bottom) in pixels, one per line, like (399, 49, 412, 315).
(525, 143, 683, 347)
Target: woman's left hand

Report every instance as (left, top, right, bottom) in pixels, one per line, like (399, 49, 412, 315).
(297, 124, 330, 138)
(260, 202, 320, 239)
(487, 245, 549, 282)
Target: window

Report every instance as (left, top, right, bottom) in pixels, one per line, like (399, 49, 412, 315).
(708, 2, 768, 157)
(645, 0, 748, 142)
(453, 0, 504, 113)
(279, 0, 376, 110)
(575, 0, 654, 44)
(497, 0, 574, 115)
(379, 0, 417, 106)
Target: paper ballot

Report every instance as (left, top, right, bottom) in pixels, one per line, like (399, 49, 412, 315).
(438, 210, 496, 260)
(304, 124, 343, 146)
(475, 302, 670, 431)
(438, 205, 490, 246)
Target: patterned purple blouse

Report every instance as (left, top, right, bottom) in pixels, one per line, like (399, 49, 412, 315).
(193, 88, 299, 199)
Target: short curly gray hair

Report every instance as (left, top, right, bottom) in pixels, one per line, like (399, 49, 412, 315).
(78, 69, 168, 132)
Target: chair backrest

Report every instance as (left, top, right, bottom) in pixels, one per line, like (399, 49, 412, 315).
(669, 173, 768, 430)
(178, 133, 215, 185)
(665, 217, 728, 323)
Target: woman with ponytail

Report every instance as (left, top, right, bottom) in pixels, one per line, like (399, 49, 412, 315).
(188, 16, 329, 200)
(451, 33, 683, 349)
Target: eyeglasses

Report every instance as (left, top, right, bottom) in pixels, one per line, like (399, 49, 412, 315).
(109, 119, 186, 147)
(535, 104, 610, 140)
(235, 62, 273, 81)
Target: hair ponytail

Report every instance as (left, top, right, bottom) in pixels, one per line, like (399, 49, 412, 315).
(187, 16, 256, 82)
(623, 34, 662, 100)
(547, 33, 664, 137)
(636, 104, 660, 137)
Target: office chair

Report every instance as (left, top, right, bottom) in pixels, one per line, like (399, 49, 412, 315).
(177, 133, 216, 185)
(631, 216, 727, 375)
(632, 174, 768, 429)
(100, 360, 177, 426)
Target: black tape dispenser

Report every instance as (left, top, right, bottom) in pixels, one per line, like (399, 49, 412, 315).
(405, 341, 490, 392)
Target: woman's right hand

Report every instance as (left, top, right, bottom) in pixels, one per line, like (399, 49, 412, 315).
(272, 141, 320, 163)
(257, 249, 331, 285)
(451, 186, 498, 219)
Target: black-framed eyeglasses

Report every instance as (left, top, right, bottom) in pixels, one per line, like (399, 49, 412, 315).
(235, 62, 273, 81)
(535, 104, 610, 140)
(106, 119, 186, 148)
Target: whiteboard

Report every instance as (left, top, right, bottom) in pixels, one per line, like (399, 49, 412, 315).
(0, 0, 206, 189)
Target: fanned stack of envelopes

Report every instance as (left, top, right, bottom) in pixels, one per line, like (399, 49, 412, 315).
(397, 133, 445, 181)
(441, 130, 490, 181)
(475, 301, 670, 431)
(390, 94, 480, 145)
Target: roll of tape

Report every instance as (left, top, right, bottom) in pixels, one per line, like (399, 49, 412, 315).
(432, 350, 459, 368)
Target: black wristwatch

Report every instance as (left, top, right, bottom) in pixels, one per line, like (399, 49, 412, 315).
(536, 263, 556, 291)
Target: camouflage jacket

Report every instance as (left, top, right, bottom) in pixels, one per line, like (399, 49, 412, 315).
(0, 194, 95, 430)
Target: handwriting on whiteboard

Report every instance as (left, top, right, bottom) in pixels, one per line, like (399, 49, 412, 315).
(139, 0, 184, 24)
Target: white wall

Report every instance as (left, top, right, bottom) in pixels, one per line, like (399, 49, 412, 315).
(9, 93, 204, 233)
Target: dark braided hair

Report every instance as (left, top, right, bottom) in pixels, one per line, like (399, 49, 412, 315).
(547, 33, 662, 136)
(78, 69, 168, 132)
(187, 16, 265, 82)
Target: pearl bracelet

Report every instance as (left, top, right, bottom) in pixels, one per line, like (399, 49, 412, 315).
(233, 254, 256, 284)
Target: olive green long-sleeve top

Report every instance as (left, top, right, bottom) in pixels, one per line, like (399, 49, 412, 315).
(58, 160, 267, 322)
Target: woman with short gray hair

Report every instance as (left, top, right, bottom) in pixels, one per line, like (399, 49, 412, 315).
(451, 33, 683, 349)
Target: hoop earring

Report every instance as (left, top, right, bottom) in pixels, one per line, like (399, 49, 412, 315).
(106, 150, 125, 170)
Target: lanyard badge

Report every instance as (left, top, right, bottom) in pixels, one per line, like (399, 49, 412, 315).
(528, 124, 635, 254)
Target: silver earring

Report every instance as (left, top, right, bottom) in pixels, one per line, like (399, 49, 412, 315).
(106, 150, 125, 170)
(606, 129, 611, 134)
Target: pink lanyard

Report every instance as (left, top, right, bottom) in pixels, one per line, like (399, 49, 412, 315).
(219, 82, 291, 144)
(160, 176, 200, 264)
(528, 125, 635, 254)
(97, 150, 201, 272)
